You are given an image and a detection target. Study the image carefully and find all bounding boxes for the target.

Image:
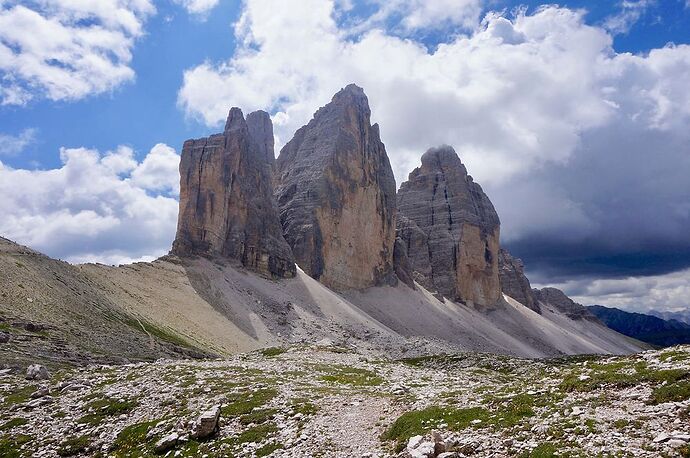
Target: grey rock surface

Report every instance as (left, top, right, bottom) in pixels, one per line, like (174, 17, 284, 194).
(274, 84, 397, 291)
(26, 364, 49, 380)
(396, 146, 501, 307)
(172, 108, 295, 279)
(534, 287, 597, 321)
(498, 249, 540, 313)
(246, 109, 275, 168)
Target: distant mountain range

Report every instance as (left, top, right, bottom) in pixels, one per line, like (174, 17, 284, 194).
(588, 305, 690, 347)
(648, 309, 690, 325)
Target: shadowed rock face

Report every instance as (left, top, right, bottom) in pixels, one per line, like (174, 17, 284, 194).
(172, 108, 295, 279)
(274, 84, 397, 291)
(499, 248, 540, 313)
(246, 110, 275, 168)
(397, 146, 501, 307)
(534, 287, 597, 321)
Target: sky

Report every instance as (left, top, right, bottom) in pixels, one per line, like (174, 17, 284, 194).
(1, 0, 690, 315)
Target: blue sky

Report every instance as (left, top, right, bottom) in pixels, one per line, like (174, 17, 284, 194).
(1, 0, 690, 313)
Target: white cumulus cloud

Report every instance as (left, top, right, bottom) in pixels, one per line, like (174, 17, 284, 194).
(0, 0, 155, 105)
(0, 143, 180, 265)
(173, 0, 219, 16)
(0, 128, 37, 156)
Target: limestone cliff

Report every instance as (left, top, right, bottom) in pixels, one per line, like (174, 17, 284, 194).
(534, 287, 598, 321)
(396, 146, 501, 307)
(172, 108, 295, 278)
(498, 248, 540, 313)
(274, 84, 397, 291)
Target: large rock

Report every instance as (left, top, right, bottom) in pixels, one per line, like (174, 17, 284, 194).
(274, 84, 397, 291)
(396, 146, 501, 307)
(498, 249, 540, 313)
(172, 108, 295, 279)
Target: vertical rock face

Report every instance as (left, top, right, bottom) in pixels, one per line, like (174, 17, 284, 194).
(172, 108, 295, 279)
(498, 249, 540, 313)
(246, 110, 275, 168)
(274, 84, 397, 291)
(396, 146, 501, 307)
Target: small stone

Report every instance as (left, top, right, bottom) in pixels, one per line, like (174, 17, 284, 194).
(0, 331, 10, 343)
(653, 433, 670, 443)
(26, 364, 49, 380)
(154, 432, 179, 453)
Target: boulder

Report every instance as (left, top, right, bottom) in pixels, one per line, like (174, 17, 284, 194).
(154, 432, 179, 453)
(26, 364, 49, 380)
(190, 405, 221, 439)
(275, 84, 397, 291)
(397, 145, 501, 307)
(498, 248, 540, 313)
(172, 108, 295, 279)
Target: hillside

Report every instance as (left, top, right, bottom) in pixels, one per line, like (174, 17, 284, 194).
(0, 235, 643, 372)
(589, 305, 690, 347)
(1, 344, 688, 457)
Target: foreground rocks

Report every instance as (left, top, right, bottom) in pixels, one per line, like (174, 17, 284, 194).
(397, 146, 501, 307)
(274, 84, 398, 291)
(1, 345, 688, 457)
(172, 107, 295, 279)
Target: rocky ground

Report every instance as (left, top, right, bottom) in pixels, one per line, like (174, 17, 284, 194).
(1, 345, 689, 458)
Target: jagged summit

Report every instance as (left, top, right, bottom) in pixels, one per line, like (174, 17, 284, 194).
(397, 145, 501, 307)
(172, 107, 295, 279)
(274, 84, 397, 291)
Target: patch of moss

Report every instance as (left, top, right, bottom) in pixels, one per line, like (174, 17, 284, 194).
(222, 388, 278, 417)
(239, 408, 277, 425)
(650, 381, 690, 404)
(0, 417, 28, 431)
(57, 435, 90, 457)
(77, 397, 137, 426)
(260, 347, 286, 357)
(317, 365, 383, 387)
(0, 384, 36, 409)
(111, 419, 160, 457)
(256, 442, 283, 456)
(0, 433, 33, 458)
(520, 442, 560, 457)
(382, 406, 489, 450)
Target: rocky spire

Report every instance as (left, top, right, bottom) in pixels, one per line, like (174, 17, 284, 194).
(396, 145, 501, 307)
(274, 84, 397, 291)
(246, 110, 275, 168)
(172, 108, 295, 279)
(498, 248, 540, 313)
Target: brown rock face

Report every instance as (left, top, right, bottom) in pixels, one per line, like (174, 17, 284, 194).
(498, 248, 540, 313)
(172, 108, 295, 278)
(274, 84, 397, 291)
(396, 146, 501, 307)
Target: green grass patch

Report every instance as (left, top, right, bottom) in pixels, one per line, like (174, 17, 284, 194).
(0, 433, 33, 458)
(239, 408, 277, 425)
(260, 347, 286, 357)
(0, 417, 28, 431)
(111, 419, 160, 457)
(560, 360, 689, 392)
(659, 350, 690, 362)
(222, 388, 278, 417)
(317, 365, 383, 387)
(382, 406, 489, 450)
(0, 384, 37, 409)
(121, 314, 195, 349)
(520, 442, 560, 457)
(650, 381, 690, 404)
(77, 397, 137, 426)
(257, 442, 284, 456)
(57, 435, 90, 457)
